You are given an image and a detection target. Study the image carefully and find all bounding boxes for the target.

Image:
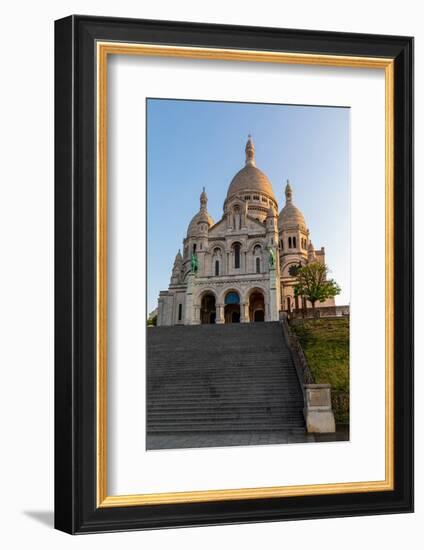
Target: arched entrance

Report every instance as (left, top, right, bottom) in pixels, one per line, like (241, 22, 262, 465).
(224, 291, 240, 323)
(249, 290, 265, 322)
(200, 293, 216, 324)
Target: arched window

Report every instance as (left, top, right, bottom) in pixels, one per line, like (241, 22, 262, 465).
(225, 292, 240, 305)
(288, 237, 292, 248)
(178, 303, 182, 321)
(256, 257, 260, 273)
(234, 243, 241, 268)
(293, 236, 297, 248)
(212, 248, 222, 276)
(192, 243, 197, 254)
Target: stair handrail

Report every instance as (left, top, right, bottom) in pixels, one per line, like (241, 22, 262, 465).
(280, 316, 315, 395)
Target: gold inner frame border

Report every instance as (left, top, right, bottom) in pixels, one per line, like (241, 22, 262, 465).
(96, 42, 394, 508)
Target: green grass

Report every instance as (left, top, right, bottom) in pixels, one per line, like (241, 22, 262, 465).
(290, 318, 350, 422)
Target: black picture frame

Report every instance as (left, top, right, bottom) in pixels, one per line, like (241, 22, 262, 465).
(55, 15, 414, 534)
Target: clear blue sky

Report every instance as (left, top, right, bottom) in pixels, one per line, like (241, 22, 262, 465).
(147, 98, 350, 313)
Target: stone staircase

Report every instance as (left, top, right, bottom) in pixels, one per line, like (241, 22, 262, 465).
(147, 322, 305, 435)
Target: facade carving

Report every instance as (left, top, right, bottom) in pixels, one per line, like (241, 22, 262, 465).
(157, 136, 335, 326)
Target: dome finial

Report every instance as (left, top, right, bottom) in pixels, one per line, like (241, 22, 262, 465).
(285, 179, 293, 203)
(245, 135, 255, 166)
(200, 187, 207, 209)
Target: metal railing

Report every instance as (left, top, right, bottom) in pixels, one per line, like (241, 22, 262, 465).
(281, 316, 314, 396)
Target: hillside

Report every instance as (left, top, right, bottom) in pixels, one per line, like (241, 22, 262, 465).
(290, 318, 350, 423)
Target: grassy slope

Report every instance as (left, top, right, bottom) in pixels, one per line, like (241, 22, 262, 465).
(290, 318, 350, 422)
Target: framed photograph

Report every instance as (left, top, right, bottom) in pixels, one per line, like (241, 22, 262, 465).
(54, 15, 413, 533)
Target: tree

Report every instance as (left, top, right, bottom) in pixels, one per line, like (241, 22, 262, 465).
(288, 262, 302, 277)
(147, 314, 157, 327)
(293, 262, 341, 311)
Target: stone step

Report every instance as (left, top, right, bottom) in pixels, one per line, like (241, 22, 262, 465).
(148, 383, 299, 389)
(147, 322, 305, 437)
(147, 403, 304, 410)
(147, 401, 303, 409)
(147, 396, 303, 404)
(147, 419, 303, 433)
(147, 423, 305, 433)
(147, 411, 303, 425)
(147, 389, 303, 397)
(150, 373, 295, 378)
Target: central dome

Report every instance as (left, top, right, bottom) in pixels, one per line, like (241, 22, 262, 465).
(227, 164, 276, 201)
(226, 136, 276, 203)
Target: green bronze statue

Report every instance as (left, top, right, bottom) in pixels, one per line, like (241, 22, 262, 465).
(191, 253, 198, 273)
(268, 247, 275, 268)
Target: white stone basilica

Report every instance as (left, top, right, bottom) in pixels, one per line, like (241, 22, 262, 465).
(157, 136, 335, 326)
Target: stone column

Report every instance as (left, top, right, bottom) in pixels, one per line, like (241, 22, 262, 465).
(157, 297, 164, 326)
(268, 266, 280, 321)
(241, 302, 249, 323)
(216, 304, 225, 324)
(197, 252, 204, 277)
(193, 305, 201, 325)
(184, 273, 195, 325)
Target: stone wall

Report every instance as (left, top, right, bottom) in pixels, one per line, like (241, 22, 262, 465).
(288, 304, 350, 320)
(281, 317, 314, 387)
(281, 316, 336, 433)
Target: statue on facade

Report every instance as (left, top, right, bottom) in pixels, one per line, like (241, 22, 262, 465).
(190, 253, 198, 274)
(268, 247, 276, 268)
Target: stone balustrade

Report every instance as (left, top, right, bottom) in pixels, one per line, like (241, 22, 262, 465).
(281, 316, 336, 433)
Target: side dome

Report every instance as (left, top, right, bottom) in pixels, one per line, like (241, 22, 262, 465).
(278, 181, 307, 231)
(186, 210, 214, 237)
(226, 136, 276, 203)
(186, 187, 214, 237)
(278, 203, 306, 230)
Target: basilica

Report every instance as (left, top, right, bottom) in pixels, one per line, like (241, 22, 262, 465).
(156, 136, 335, 326)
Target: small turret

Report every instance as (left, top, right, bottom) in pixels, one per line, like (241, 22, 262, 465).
(200, 187, 207, 209)
(186, 187, 214, 238)
(266, 204, 277, 231)
(170, 250, 183, 285)
(285, 179, 293, 203)
(307, 241, 316, 262)
(245, 134, 255, 166)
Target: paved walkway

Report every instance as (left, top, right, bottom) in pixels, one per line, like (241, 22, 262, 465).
(147, 425, 349, 450)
